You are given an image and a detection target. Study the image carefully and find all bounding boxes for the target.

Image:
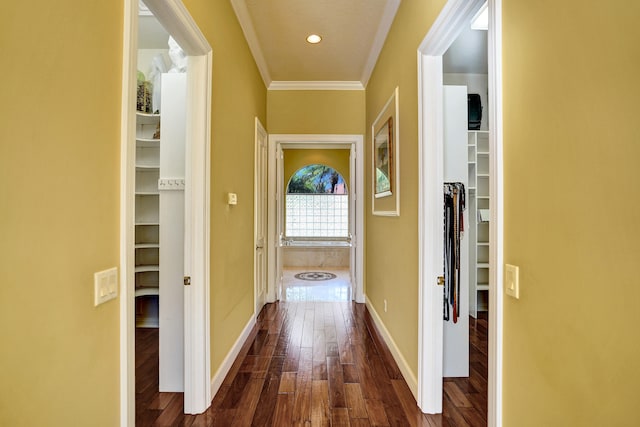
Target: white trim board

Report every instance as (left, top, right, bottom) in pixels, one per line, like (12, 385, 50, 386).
(365, 296, 418, 397)
(268, 81, 364, 91)
(210, 315, 257, 398)
(487, 1, 504, 426)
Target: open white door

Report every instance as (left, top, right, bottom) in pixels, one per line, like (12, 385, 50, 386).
(417, 1, 502, 425)
(120, 0, 212, 423)
(417, 54, 446, 413)
(254, 118, 268, 315)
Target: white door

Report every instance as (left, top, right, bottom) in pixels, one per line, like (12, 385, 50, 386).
(254, 119, 268, 315)
(442, 85, 469, 377)
(159, 73, 187, 392)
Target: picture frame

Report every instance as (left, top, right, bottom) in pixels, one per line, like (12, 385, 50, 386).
(372, 87, 400, 216)
(374, 117, 393, 198)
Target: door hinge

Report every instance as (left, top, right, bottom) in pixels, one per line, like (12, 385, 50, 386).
(184, 276, 191, 286)
(437, 276, 445, 286)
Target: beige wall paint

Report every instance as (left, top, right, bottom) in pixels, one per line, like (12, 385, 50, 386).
(502, 1, 640, 425)
(183, 0, 267, 374)
(267, 90, 365, 135)
(0, 2, 122, 425)
(364, 0, 447, 379)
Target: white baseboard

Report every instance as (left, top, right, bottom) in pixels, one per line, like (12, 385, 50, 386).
(365, 296, 418, 399)
(210, 314, 256, 398)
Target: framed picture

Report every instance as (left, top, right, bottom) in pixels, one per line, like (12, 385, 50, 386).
(372, 87, 400, 216)
(374, 117, 393, 197)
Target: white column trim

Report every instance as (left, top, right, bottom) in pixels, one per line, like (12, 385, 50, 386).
(119, 1, 138, 425)
(487, 0, 504, 425)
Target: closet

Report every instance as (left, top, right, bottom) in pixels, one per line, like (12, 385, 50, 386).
(467, 130, 490, 317)
(135, 112, 161, 327)
(136, 8, 187, 393)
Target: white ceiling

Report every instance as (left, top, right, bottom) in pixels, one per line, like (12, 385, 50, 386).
(443, 26, 488, 75)
(138, 15, 170, 49)
(138, 1, 486, 87)
(231, 0, 400, 90)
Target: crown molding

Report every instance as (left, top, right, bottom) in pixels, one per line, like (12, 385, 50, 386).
(360, 0, 401, 87)
(230, 0, 273, 87)
(268, 81, 365, 91)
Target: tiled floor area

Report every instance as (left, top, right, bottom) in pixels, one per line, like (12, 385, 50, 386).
(282, 268, 352, 302)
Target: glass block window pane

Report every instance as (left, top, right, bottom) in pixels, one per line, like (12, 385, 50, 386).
(285, 194, 349, 238)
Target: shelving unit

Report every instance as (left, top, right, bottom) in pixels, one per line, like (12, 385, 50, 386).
(468, 130, 490, 317)
(135, 112, 160, 327)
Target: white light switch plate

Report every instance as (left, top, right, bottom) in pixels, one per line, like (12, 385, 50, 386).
(505, 264, 519, 299)
(227, 192, 238, 205)
(94, 267, 118, 306)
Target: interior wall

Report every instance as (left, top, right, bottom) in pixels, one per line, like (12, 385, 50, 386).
(182, 0, 267, 376)
(0, 2, 122, 426)
(364, 0, 448, 379)
(502, 0, 640, 425)
(267, 90, 365, 135)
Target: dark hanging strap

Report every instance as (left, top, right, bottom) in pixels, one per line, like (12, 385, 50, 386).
(443, 183, 466, 323)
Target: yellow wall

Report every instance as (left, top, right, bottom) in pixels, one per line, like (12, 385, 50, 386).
(267, 90, 365, 135)
(502, 1, 640, 425)
(184, 0, 267, 374)
(0, 2, 122, 425)
(364, 0, 447, 380)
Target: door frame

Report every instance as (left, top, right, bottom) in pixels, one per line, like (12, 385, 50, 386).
(417, 0, 503, 425)
(120, 0, 212, 424)
(267, 134, 365, 304)
(254, 118, 268, 317)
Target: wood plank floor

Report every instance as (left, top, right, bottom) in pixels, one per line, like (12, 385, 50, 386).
(136, 302, 488, 426)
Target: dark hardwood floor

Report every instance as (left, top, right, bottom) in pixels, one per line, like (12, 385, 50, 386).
(136, 302, 488, 426)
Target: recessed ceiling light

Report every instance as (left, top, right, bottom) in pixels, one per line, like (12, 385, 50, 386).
(306, 34, 322, 44)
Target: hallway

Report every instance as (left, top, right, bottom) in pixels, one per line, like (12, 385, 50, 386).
(136, 301, 487, 426)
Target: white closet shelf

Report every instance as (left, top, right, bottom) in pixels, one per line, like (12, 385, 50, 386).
(135, 222, 160, 226)
(135, 243, 160, 249)
(477, 152, 489, 156)
(136, 164, 160, 170)
(477, 173, 490, 178)
(135, 112, 161, 124)
(136, 138, 160, 148)
(135, 287, 160, 297)
(135, 265, 159, 273)
(135, 191, 159, 196)
(477, 242, 489, 246)
(477, 263, 490, 268)
(477, 284, 489, 291)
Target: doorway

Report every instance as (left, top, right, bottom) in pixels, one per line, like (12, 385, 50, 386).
(266, 135, 365, 306)
(417, 0, 503, 425)
(120, 0, 212, 424)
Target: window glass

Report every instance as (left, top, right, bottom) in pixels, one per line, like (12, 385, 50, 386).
(285, 165, 348, 238)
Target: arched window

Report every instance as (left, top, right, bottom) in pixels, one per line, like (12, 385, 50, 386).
(285, 164, 348, 238)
